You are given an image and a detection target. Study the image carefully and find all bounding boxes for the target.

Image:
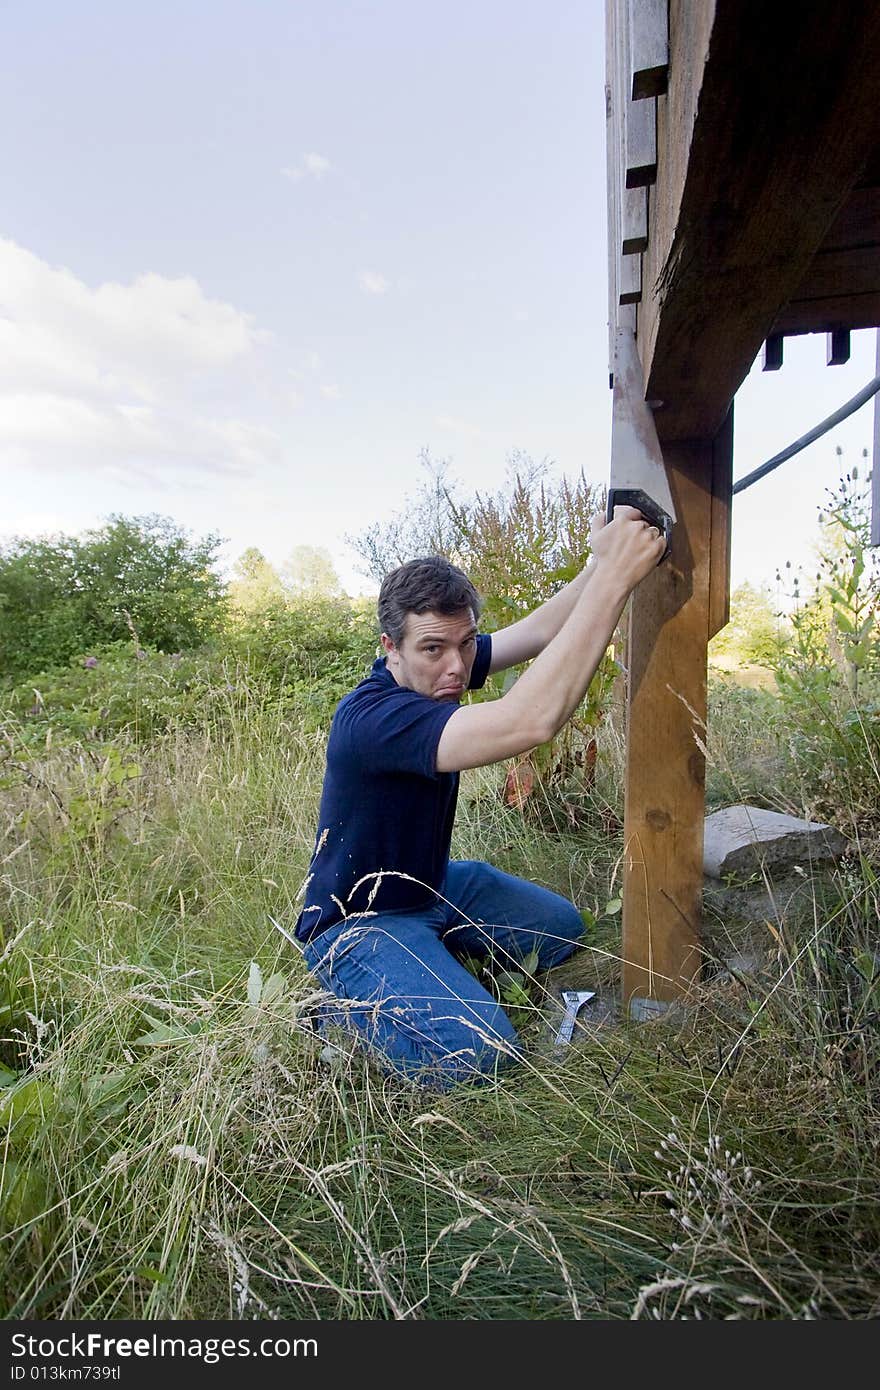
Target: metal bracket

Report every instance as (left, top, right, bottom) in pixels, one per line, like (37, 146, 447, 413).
(629, 996, 672, 1022)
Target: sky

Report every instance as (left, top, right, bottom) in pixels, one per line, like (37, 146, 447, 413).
(1, 0, 877, 602)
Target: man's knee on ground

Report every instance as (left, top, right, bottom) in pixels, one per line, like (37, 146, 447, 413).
(375, 996, 522, 1087)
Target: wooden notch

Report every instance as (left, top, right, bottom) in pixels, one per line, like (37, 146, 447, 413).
(762, 334, 784, 371)
(827, 328, 851, 364)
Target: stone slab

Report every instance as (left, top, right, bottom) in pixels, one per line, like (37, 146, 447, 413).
(703, 804, 847, 880)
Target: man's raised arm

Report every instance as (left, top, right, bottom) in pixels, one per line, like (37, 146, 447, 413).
(487, 513, 603, 673)
(437, 506, 664, 773)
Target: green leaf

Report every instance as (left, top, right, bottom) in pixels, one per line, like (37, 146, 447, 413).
(132, 1020, 193, 1047)
(260, 972, 287, 1005)
(604, 897, 622, 916)
(0, 1157, 50, 1226)
(520, 949, 540, 977)
(0, 1079, 55, 1135)
(247, 960, 263, 1007)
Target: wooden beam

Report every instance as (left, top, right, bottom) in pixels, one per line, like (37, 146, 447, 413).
(621, 440, 713, 1013)
(628, 0, 668, 100)
(606, 0, 643, 357)
(617, 0, 657, 189)
(770, 292, 880, 338)
(639, 1, 880, 442)
(605, 0, 622, 374)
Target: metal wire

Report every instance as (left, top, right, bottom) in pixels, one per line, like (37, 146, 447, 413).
(732, 373, 880, 495)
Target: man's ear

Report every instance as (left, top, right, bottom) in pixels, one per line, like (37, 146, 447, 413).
(380, 632, 396, 657)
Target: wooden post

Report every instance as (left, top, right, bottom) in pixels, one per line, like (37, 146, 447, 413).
(620, 439, 714, 1016)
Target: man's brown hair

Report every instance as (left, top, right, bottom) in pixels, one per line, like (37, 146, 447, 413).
(378, 556, 481, 645)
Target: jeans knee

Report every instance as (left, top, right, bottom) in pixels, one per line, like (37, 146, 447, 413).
(428, 1005, 523, 1086)
(388, 998, 522, 1086)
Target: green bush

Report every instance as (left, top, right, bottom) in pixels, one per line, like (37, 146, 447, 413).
(0, 515, 227, 681)
(1, 596, 379, 756)
(768, 467, 879, 828)
(1, 642, 230, 750)
(225, 596, 377, 730)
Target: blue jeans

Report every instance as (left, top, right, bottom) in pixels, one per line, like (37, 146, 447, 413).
(302, 860, 584, 1088)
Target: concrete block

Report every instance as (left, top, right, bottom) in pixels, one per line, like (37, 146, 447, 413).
(703, 804, 847, 880)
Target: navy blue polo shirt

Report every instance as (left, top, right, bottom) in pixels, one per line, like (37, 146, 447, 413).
(295, 633, 492, 942)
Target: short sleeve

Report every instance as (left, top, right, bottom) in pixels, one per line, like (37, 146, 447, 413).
(468, 632, 492, 690)
(332, 686, 459, 779)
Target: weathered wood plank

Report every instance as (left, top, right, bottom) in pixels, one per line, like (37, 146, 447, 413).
(628, 0, 668, 100)
(605, 0, 622, 372)
(708, 406, 733, 640)
(638, 0, 880, 442)
(620, 252, 642, 305)
(621, 440, 712, 1010)
(787, 245, 880, 305)
(814, 185, 880, 253)
(622, 188, 648, 256)
(609, 0, 651, 252)
(617, 0, 657, 188)
(770, 292, 880, 338)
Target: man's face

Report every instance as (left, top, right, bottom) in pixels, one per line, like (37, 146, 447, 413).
(381, 608, 478, 701)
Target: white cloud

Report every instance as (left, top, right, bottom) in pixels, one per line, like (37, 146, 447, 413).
(434, 414, 502, 444)
(281, 151, 332, 182)
(0, 238, 280, 481)
(358, 270, 389, 295)
(304, 152, 331, 177)
(320, 383, 341, 400)
(0, 506, 92, 543)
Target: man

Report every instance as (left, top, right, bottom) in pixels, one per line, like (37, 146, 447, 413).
(295, 505, 665, 1086)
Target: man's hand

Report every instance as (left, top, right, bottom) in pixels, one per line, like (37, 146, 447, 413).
(589, 504, 667, 590)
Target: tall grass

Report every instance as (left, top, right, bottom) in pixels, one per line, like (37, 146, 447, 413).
(1, 680, 878, 1320)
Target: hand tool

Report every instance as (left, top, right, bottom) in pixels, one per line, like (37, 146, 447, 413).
(554, 989, 597, 1046)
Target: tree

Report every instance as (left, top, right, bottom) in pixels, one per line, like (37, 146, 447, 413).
(344, 449, 467, 584)
(709, 580, 786, 667)
(0, 514, 227, 680)
(282, 545, 343, 598)
(228, 547, 286, 616)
